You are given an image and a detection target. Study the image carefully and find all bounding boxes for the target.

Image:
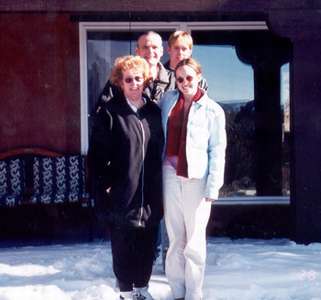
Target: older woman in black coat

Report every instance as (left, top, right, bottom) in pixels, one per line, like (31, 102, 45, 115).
(90, 55, 164, 300)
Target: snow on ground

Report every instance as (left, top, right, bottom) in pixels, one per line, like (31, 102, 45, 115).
(0, 238, 321, 300)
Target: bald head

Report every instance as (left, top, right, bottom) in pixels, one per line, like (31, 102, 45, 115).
(136, 31, 163, 67)
(137, 31, 163, 47)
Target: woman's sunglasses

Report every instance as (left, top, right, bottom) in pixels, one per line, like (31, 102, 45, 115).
(176, 75, 194, 84)
(123, 76, 144, 84)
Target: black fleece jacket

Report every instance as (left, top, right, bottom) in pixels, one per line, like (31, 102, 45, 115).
(89, 94, 164, 228)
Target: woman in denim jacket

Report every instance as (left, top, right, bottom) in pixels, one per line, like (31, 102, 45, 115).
(159, 58, 226, 300)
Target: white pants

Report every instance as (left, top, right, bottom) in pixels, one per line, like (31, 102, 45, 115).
(163, 163, 212, 300)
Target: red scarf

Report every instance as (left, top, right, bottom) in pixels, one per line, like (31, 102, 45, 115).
(166, 88, 203, 177)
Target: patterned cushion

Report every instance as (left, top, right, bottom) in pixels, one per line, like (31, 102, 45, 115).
(30, 155, 88, 204)
(0, 158, 24, 207)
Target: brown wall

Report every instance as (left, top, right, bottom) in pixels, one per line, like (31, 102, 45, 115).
(0, 13, 80, 153)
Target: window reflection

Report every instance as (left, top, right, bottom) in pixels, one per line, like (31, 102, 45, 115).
(87, 32, 133, 118)
(194, 45, 290, 197)
(193, 45, 256, 197)
(281, 63, 290, 196)
(86, 31, 290, 199)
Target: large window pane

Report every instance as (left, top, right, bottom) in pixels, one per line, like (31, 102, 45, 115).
(193, 38, 290, 198)
(84, 26, 290, 200)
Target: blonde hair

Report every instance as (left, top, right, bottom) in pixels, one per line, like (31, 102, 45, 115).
(168, 31, 193, 49)
(175, 57, 202, 76)
(111, 55, 150, 87)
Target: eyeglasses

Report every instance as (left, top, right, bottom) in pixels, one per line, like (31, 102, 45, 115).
(123, 76, 144, 84)
(176, 75, 194, 84)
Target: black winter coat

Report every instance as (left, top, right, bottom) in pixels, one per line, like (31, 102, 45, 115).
(89, 94, 164, 228)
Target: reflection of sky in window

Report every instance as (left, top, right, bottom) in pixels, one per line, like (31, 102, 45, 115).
(88, 39, 131, 89)
(193, 45, 254, 102)
(281, 63, 289, 106)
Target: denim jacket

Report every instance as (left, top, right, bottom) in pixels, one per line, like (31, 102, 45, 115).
(159, 90, 226, 199)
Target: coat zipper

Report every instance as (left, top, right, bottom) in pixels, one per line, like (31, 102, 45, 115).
(138, 120, 145, 227)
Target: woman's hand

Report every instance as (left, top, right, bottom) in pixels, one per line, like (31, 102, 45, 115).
(205, 197, 215, 202)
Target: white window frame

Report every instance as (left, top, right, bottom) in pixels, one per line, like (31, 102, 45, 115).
(78, 21, 289, 205)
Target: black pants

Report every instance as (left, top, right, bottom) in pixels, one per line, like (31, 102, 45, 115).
(111, 225, 158, 291)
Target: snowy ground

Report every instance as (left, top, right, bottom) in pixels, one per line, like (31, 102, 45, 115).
(0, 238, 320, 300)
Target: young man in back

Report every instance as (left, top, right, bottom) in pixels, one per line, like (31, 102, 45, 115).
(165, 30, 208, 91)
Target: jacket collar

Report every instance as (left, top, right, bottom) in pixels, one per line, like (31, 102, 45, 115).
(157, 62, 171, 84)
(172, 89, 208, 107)
(194, 92, 209, 107)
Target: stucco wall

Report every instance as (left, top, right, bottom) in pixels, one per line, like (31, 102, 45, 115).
(0, 13, 80, 152)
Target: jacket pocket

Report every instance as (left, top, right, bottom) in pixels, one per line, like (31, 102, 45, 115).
(188, 116, 209, 149)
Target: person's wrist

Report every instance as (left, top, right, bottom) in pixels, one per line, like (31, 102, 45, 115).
(205, 197, 215, 202)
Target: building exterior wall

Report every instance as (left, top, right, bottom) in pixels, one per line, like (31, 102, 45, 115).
(0, 13, 80, 153)
(0, 1, 321, 242)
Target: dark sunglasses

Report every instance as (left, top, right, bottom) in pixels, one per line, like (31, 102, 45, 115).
(176, 75, 194, 84)
(123, 76, 144, 84)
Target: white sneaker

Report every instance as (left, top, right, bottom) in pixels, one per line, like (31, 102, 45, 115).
(133, 287, 154, 300)
(120, 291, 133, 300)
